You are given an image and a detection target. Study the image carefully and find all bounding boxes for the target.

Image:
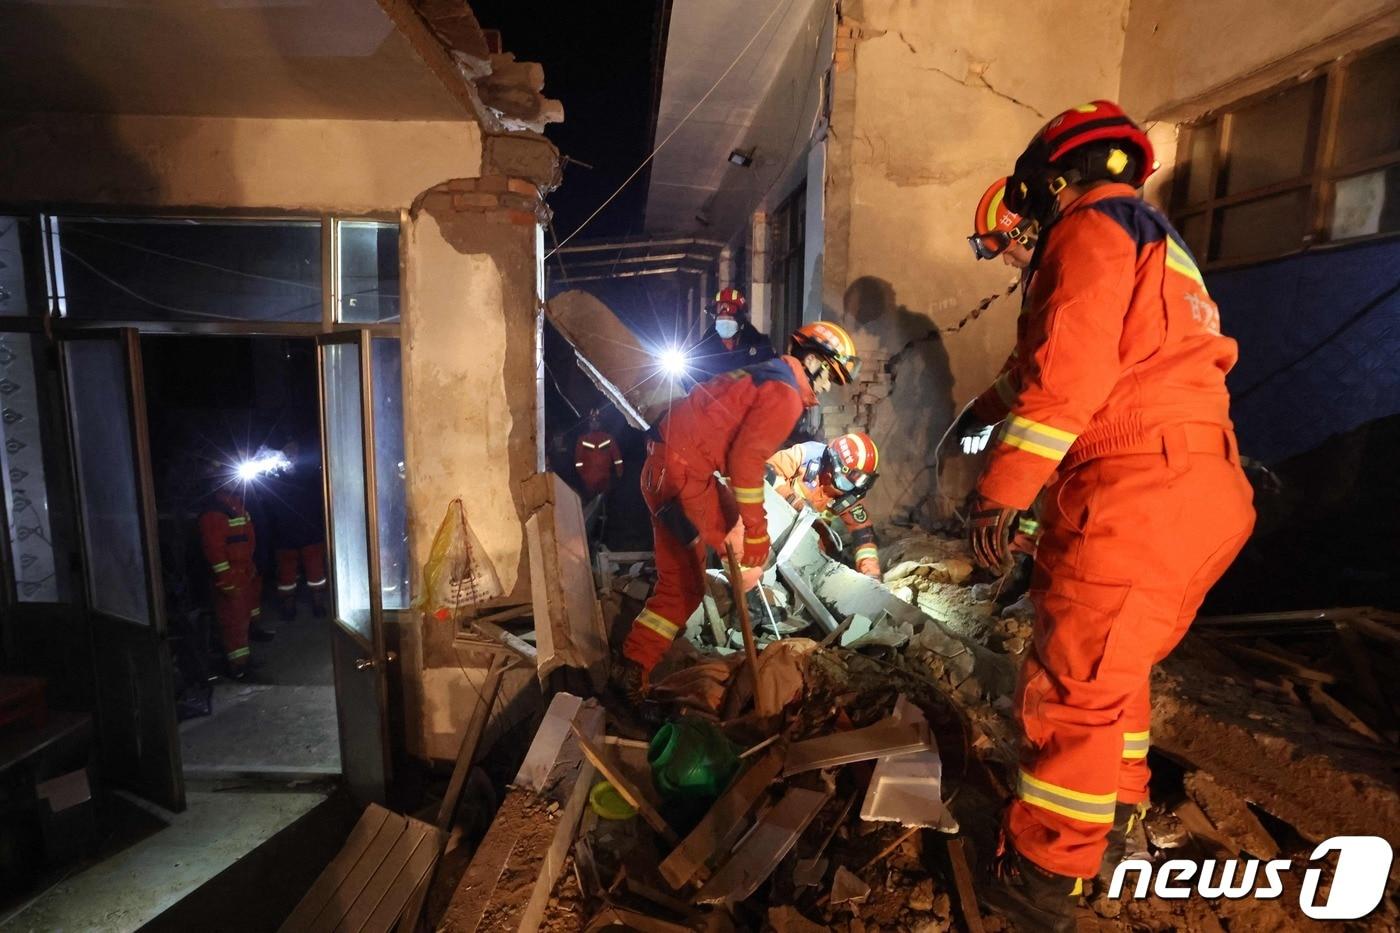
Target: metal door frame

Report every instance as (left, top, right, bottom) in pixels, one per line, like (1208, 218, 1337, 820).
(57, 326, 183, 809)
(317, 328, 391, 795)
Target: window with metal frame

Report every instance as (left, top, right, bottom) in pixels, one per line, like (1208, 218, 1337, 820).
(770, 181, 807, 341)
(1172, 39, 1400, 267)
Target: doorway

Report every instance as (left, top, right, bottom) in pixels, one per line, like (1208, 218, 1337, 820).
(139, 334, 340, 781)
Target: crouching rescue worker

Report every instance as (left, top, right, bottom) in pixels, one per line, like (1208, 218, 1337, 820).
(967, 101, 1256, 930)
(765, 432, 883, 579)
(199, 482, 263, 678)
(616, 322, 861, 696)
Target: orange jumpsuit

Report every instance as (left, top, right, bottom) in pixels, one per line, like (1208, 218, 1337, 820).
(975, 184, 1256, 879)
(766, 441, 882, 578)
(199, 490, 262, 667)
(573, 430, 624, 498)
(622, 357, 817, 672)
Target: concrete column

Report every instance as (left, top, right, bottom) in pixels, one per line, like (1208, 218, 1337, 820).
(399, 174, 545, 760)
(749, 211, 772, 335)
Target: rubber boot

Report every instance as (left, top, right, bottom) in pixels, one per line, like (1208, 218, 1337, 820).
(279, 595, 297, 622)
(981, 845, 1081, 933)
(310, 590, 327, 618)
(1098, 801, 1150, 883)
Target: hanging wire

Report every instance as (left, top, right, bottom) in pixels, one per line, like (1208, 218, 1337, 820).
(545, 0, 797, 258)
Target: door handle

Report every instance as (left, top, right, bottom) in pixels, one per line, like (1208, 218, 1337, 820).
(355, 651, 397, 671)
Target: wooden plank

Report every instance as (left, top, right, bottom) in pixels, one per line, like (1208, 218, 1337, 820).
(1225, 642, 1336, 683)
(305, 812, 410, 933)
(1305, 685, 1384, 743)
(945, 837, 986, 933)
(659, 748, 785, 889)
(280, 805, 394, 933)
(438, 657, 507, 829)
(723, 542, 767, 715)
(364, 822, 444, 933)
(783, 720, 928, 776)
(336, 820, 432, 933)
(571, 723, 678, 845)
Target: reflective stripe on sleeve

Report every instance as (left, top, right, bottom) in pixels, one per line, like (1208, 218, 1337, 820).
(733, 486, 765, 505)
(1002, 414, 1078, 462)
(1165, 238, 1205, 287)
(854, 544, 879, 562)
(1018, 770, 1117, 824)
(227, 516, 248, 527)
(635, 608, 679, 640)
(1122, 730, 1150, 760)
(228, 646, 251, 661)
(211, 561, 231, 573)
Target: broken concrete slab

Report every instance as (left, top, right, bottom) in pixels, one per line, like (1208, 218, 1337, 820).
(1183, 771, 1280, 860)
(524, 473, 610, 693)
(829, 866, 871, 906)
(784, 718, 930, 777)
(443, 693, 603, 933)
(859, 696, 958, 832)
(694, 782, 833, 905)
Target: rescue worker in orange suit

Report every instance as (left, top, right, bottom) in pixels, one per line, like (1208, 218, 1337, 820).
(199, 484, 263, 678)
(688, 287, 775, 382)
(615, 322, 861, 695)
(765, 433, 883, 579)
(266, 438, 328, 621)
(573, 410, 624, 499)
(966, 101, 1255, 930)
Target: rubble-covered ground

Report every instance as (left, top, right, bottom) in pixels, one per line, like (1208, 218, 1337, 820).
(435, 524, 1400, 933)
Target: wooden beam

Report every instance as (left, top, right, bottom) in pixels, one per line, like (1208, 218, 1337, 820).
(783, 719, 928, 777)
(659, 748, 785, 889)
(570, 723, 679, 845)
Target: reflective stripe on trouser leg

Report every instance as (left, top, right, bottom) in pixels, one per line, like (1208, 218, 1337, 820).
(634, 608, 679, 640)
(1117, 679, 1153, 805)
(1017, 770, 1117, 824)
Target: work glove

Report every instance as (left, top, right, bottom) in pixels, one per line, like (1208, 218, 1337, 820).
(955, 408, 994, 455)
(741, 529, 771, 569)
(969, 495, 1019, 571)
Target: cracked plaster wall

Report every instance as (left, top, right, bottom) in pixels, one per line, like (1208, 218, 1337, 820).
(822, 0, 1127, 523)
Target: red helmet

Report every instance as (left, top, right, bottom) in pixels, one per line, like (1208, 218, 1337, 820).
(1006, 100, 1156, 222)
(823, 433, 879, 496)
(714, 287, 746, 313)
(789, 321, 861, 385)
(969, 178, 1038, 260)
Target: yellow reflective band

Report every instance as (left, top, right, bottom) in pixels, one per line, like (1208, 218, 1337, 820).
(1122, 730, 1151, 760)
(250, 607, 261, 617)
(581, 441, 596, 449)
(1018, 770, 1117, 824)
(854, 545, 879, 561)
(613, 459, 624, 465)
(1072, 878, 1084, 897)
(994, 372, 1018, 408)
(228, 647, 251, 660)
(1002, 414, 1077, 462)
(574, 462, 584, 468)
(1165, 239, 1205, 287)
(212, 561, 231, 573)
(733, 486, 765, 504)
(744, 535, 769, 544)
(597, 439, 611, 448)
(635, 608, 679, 640)
(227, 516, 248, 527)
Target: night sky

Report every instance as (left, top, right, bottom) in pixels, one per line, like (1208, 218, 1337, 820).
(468, 0, 669, 244)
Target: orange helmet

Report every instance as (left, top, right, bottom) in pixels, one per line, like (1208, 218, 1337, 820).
(969, 178, 1039, 261)
(1006, 100, 1157, 223)
(714, 287, 746, 313)
(789, 321, 861, 385)
(824, 433, 879, 496)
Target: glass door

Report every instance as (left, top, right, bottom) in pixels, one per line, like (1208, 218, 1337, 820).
(319, 330, 391, 803)
(60, 328, 183, 810)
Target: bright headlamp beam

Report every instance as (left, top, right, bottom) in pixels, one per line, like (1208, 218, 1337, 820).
(658, 346, 689, 379)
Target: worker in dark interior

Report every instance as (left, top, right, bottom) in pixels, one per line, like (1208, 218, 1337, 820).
(766, 432, 883, 579)
(199, 475, 263, 679)
(265, 436, 327, 621)
(615, 321, 861, 697)
(964, 101, 1256, 931)
(573, 409, 624, 499)
(688, 287, 774, 382)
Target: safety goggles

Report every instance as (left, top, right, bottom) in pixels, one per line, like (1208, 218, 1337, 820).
(967, 223, 1037, 261)
(830, 464, 877, 495)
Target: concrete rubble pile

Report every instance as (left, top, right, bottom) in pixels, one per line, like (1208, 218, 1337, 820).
(427, 469, 1399, 932)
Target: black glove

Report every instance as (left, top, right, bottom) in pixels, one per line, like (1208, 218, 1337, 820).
(955, 408, 994, 455)
(969, 495, 1019, 571)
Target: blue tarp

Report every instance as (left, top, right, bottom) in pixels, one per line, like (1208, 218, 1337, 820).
(1209, 238, 1400, 464)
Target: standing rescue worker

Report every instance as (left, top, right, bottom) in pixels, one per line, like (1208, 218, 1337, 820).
(266, 438, 328, 621)
(766, 432, 883, 579)
(968, 101, 1255, 930)
(573, 410, 625, 499)
(199, 484, 262, 678)
(616, 322, 861, 694)
(689, 288, 774, 381)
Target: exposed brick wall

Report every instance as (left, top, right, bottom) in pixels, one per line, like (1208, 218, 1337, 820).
(820, 352, 890, 438)
(443, 175, 545, 225)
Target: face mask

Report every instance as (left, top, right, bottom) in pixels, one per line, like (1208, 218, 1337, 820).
(715, 319, 739, 339)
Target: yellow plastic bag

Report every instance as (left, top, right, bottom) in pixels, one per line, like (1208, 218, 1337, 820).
(413, 498, 502, 622)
